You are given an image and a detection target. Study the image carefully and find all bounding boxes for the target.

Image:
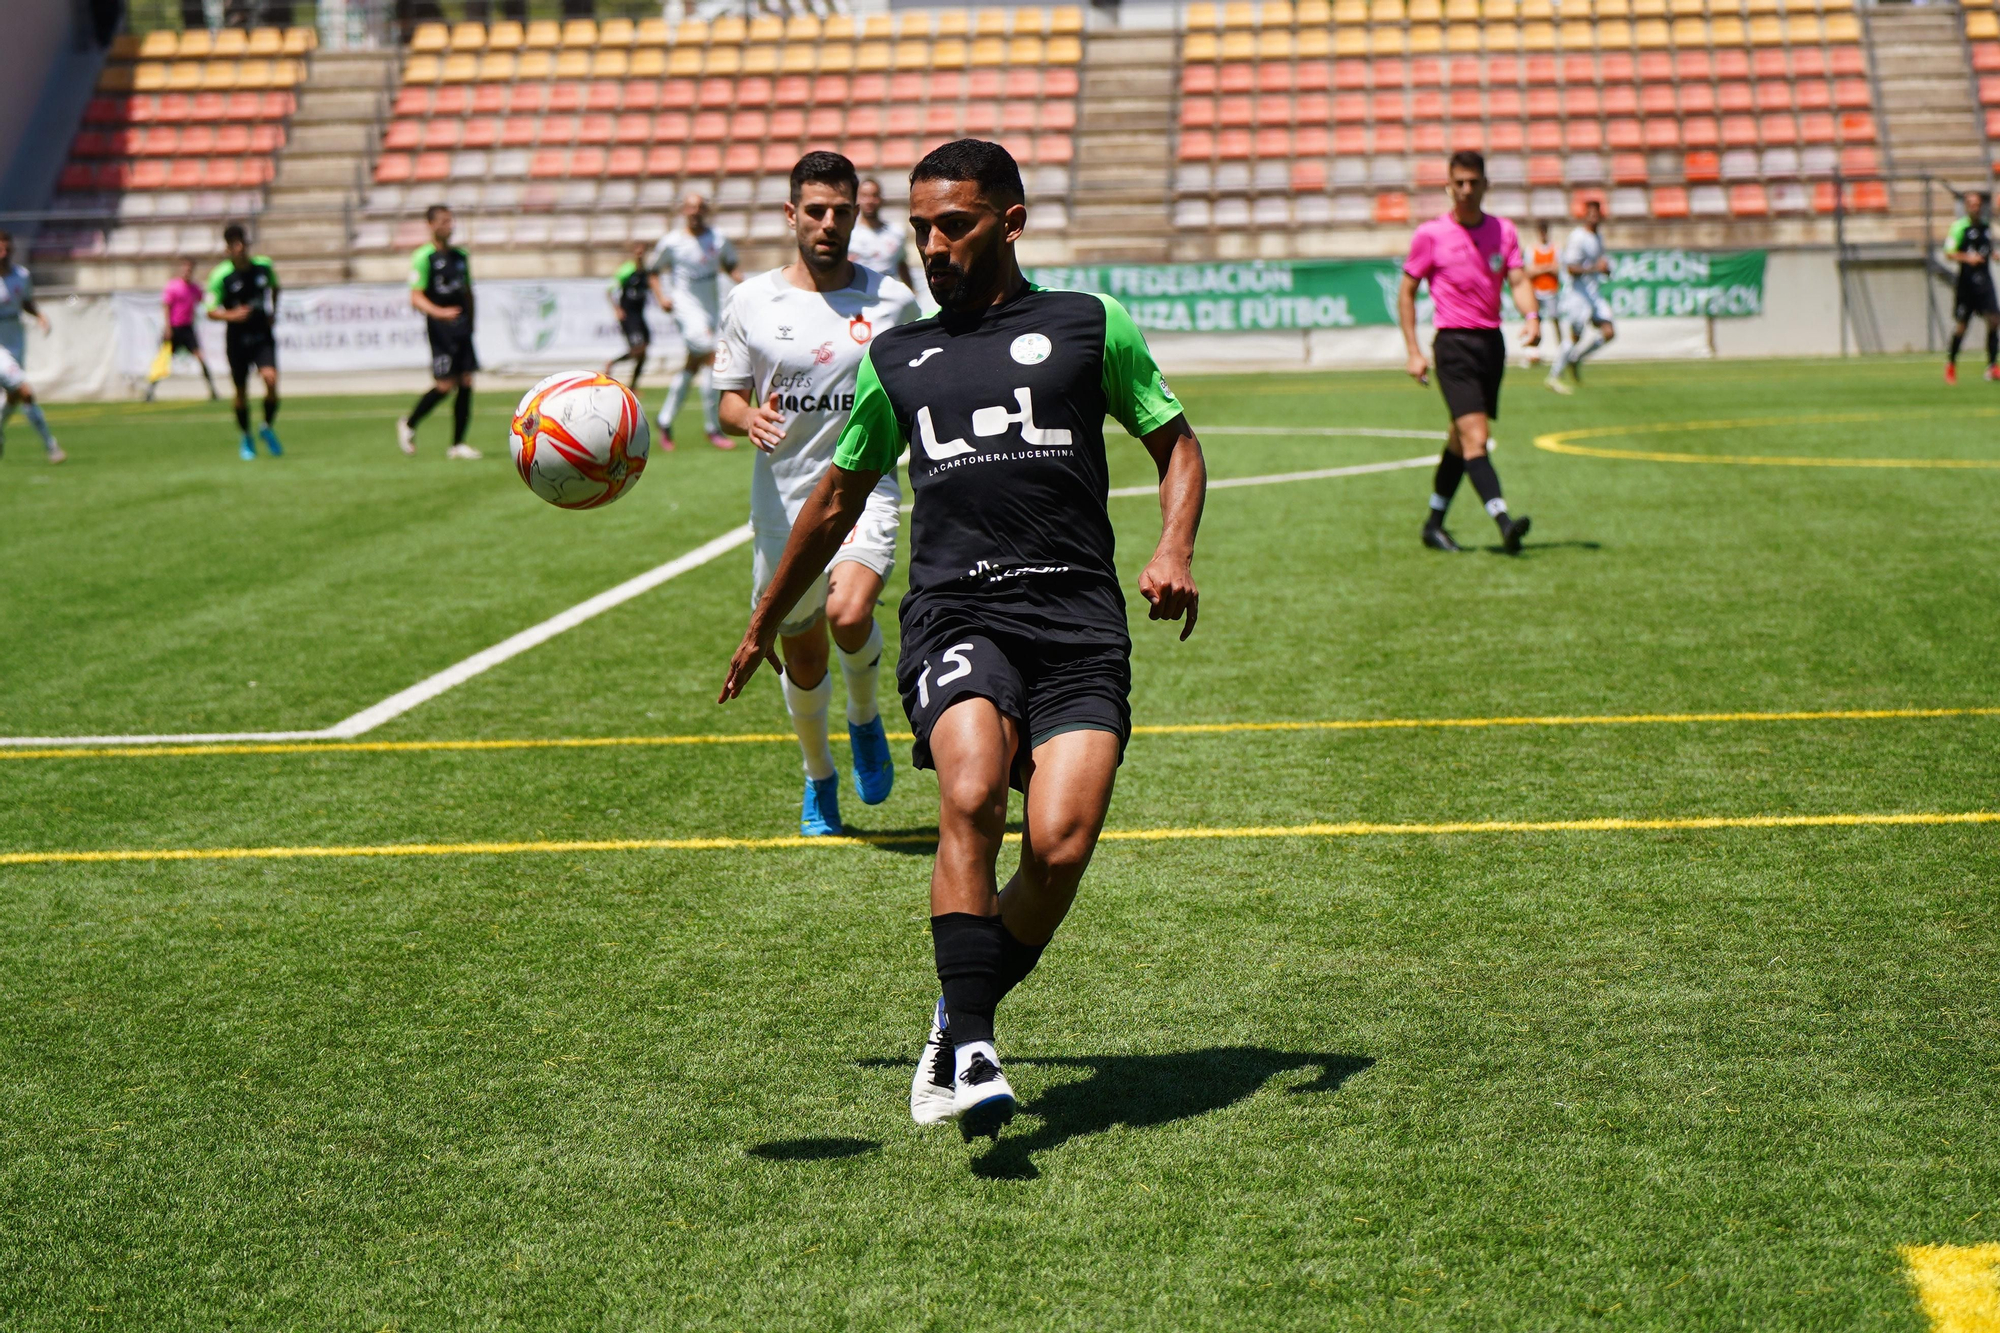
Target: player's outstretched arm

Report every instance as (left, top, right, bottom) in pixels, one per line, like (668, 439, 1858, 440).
(1138, 415, 1206, 641)
(719, 463, 883, 702)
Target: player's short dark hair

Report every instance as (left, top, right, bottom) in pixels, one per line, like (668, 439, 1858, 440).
(1969, 190, 1990, 204)
(1582, 196, 1604, 213)
(1448, 149, 1486, 178)
(222, 223, 247, 245)
(859, 176, 880, 192)
(910, 138, 1025, 209)
(424, 203, 451, 223)
(0, 230, 11, 248)
(789, 150, 858, 204)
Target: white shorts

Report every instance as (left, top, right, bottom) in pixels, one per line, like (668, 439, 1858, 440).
(672, 301, 718, 356)
(0, 346, 24, 392)
(753, 488, 900, 637)
(1535, 292, 1559, 327)
(1559, 288, 1614, 329)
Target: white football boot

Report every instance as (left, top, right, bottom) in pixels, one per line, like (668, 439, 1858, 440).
(445, 442, 482, 460)
(396, 418, 417, 455)
(910, 997, 956, 1126)
(952, 1040, 1016, 1141)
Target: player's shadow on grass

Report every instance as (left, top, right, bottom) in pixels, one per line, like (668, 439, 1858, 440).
(1479, 539, 1603, 556)
(841, 823, 1028, 856)
(747, 1136, 881, 1162)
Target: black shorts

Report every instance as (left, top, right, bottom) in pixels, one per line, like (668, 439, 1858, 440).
(1956, 274, 1998, 323)
(619, 312, 650, 350)
(897, 616, 1131, 791)
(225, 330, 276, 387)
(1432, 326, 1506, 421)
(428, 323, 479, 379)
(167, 323, 200, 354)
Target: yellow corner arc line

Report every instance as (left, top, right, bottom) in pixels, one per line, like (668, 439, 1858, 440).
(1534, 410, 2000, 469)
(2, 810, 1994, 867)
(1900, 1242, 2000, 1332)
(4, 705, 1996, 761)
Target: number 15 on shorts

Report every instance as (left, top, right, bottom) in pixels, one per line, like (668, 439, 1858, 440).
(917, 642, 975, 708)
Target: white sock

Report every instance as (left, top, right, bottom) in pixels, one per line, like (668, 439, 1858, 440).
(782, 669, 837, 781)
(837, 621, 883, 727)
(1573, 326, 1607, 366)
(22, 403, 55, 451)
(1546, 332, 1575, 381)
(698, 365, 720, 435)
(661, 367, 693, 430)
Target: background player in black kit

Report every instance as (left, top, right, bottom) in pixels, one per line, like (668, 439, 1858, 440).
(398, 205, 482, 460)
(203, 223, 282, 461)
(603, 238, 667, 396)
(1943, 190, 1998, 386)
(720, 139, 1207, 1142)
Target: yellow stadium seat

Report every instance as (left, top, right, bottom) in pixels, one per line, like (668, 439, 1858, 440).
(130, 63, 165, 91)
(1334, 26, 1369, 53)
(138, 30, 178, 59)
(742, 45, 777, 73)
(862, 14, 894, 38)
(1481, 0, 1516, 18)
(516, 49, 554, 78)
(1485, 21, 1521, 49)
(1670, 17, 1706, 43)
(824, 15, 857, 40)
(1820, 0, 1855, 11)
(785, 15, 822, 41)
(1221, 30, 1254, 56)
(631, 48, 667, 76)
(1223, 1, 1256, 25)
(1519, 0, 1553, 17)
(1669, 0, 1701, 16)
(1744, 0, 1777, 11)
(1410, 0, 1444, 19)
(592, 49, 631, 77)
(213, 28, 249, 56)
(1970, 11, 2000, 39)
(488, 20, 523, 50)
(857, 40, 892, 70)
(449, 22, 485, 50)
(1047, 35, 1083, 61)
(1409, 24, 1443, 51)
(599, 18, 635, 45)
(977, 8, 1012, 35)
(1297, 0, 1334, 22)
(1446, 24, 1482, 51)
(166, 60, 202, 89)
(237, 59, 272, 88)
(476, 52, 516, 81)
(1632, 0, 1666, 15)
(271, 58, 303, 88)
(935, 11, 970, 37)
(703, 45, 742, 74)
(1370, 25, 1405, 52)
(1183, 31, 1220, 58)
(179, 29, 214, 56)
(1785, 13, 1822, 41)
(1558, 20, 1592, 46)
(1709, 17, 1745, 44)
(523, 20, 560, 49)
(1050, 6, 1085, 33)
(895, 12, 931, 38)
(1747, 15, 1782, 42)
(1824, 12, 1859, 39)
(281, 26, 315, 53)
(1265, 0, 1298, 27)
(1335, 0, 1369, 21)
(780, 45, 816, 73)
(108, 32, 141, 59)
(968, 35, 1008, 64)
(1258, 30, 1294, 57)
(1598, 19, 1633, 45)
(672, 20, 708, 44)
(440, 52, 477, 83)
(890, 40, 928, 68)
(561, 19, 598, 46)
(932, 38, 969, 67)
(1596, 0, 1631, 17)
(1184, 0, 1216, 20)
(818, 42, 856, 70)
(98, 64, 136, 91)
(555, 48, 591, 76)
(749, 15, 786, 41)
(1009, 35, 1046, 61)
(1372, 0, 1406, 20)
(1634, 18, 1670, 45)
(246, 28, 283, 56)
(200, 60, 239, 90)
(1443, 0, 1478, 18)
(1521, 21, 1554, 49)
(1013, 8, 1050, 34)
(409, 23, 448, 53)
(635, 18, 670, 44)
(1298, 27, 1332, 55)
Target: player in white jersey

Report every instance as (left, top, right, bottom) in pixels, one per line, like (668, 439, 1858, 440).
(0, 231, 62, 464)
(1546, 199, 1616, 394)
(714, 152, 922, 837)
(648, 193, 743, 449)
(847, 178, 914, 289)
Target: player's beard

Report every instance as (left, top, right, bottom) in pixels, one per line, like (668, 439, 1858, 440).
(800, 237, 845, 275)
(925, 238, 1003, 314)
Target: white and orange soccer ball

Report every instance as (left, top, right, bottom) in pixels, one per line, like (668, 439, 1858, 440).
(508, 371, 651, 509)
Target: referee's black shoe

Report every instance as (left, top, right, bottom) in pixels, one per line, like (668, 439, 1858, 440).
(1421, 522, 1462, 553)
(1500, 514, 1532, 554)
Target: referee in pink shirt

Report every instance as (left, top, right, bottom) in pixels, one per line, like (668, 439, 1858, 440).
(1398, 150, 1540, 555)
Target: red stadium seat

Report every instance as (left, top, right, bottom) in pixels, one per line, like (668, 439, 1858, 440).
(1334, 60, 1368, 90)
(1220, 63, 1254, 94)
(142, 125, 184, 154)
(1675, 51, 1711, 82)
(772, 107, 804, 139)
(1221, 95, 1254, 127)
(204, 159, 245, 188)
(645, 144, 683, 174)
(607, 146, 643, 177)
(1684, 150, 1720, 182)
(1679, 83, 1715, 115)
(1612, 151, 1648, 184)
(1839, 113, 1877, 143)
(1526, 55, 1558, 86)
(1372, 123, 1406, 153)
(925, 104, 959, 135)
(1848, 180, 1889, 211)
(1414, 124, 1444, 153)
(613, 114, 648, 144)
(881, 138, 920, 168)
(1716, 49, 1749, 81)
(500, 117, 537, 147)
(1410, 57, 1443, 86)
(1796, 79, 1831, 111)
(1253, 127, 1290, 158)
(1448, 88, 1481, 119)
(508, 84, 545, 113)
(84, 96, 123, 124)
(890, 73, 925, 102)
(1790, 46, 1828, 78)
(1721, 116, 1757, 148)
(547, 82, 586, 113)
(1729, 183, 1768, 217)
(1566, 121, 1603, 151)
(1416, 158, 1448, 187)
(848, 105, 883, 136)
(1373, 58, 1406, 87)
(69, 130, 110, 158)
(1254, 97, 1290, 127)
(1754, 79, 1792, 112)
(1411, 90, 1443, 120)
(1650, 185, 1689, 218)
(462, 117, 498, 148)
(1800, 112, 1837, 144)
(58, 163, 95, 191)
(1829, 47, 1866, 78)
(1296, 125, 1328, 155)
(1332, 125, 1365, 154)
(684, 143, 721, 173)
(541, 114, 579, 144)
(886, 104, 921, 135)
(761, 142, 798, 171)
(1835, 79, 1871, 110)
(1761, 114, 1797, 146)
(1178, 129, 1214, 161)
(1526, 89, 1562, 119)
(661, 80, 698, 109)
(621, 80, 659, 110)
(1527, 155, 1563, 185)
(1334, 93, 1366, 123)
(692, 111, 727, 141)
(189, 93, 225, 121)
(1975, 43, 2000, 74)
(1294, 93, 1329, 126)
(127, 160, 165, 188)
(1046, 68, 1079, 97)
(853, 74, 890, 102)
(577, 114, 613, 145)
(1487, 87, 1523, 118)
(587, 81, 621, 112)
(1684, 117, 1719, 148)
(1840, 145, 1880, 175)
(846, 141, 879, 169)
(808, 106, 843, 137)
(1258, 62, 1291, 94)
(126, 96, 165, 123)
(1183, 64, 1218, 95)
(1036, 134, 1073, 165)
(215, 123, 250, 154)
(412, 152, 449, 182)
(1216, 128, 1252, 159)
(1291, 160, 1326, 192)
(1370, 91, 1403, 121)
(1487, 120, 1525, 151)
(731, 109, 769, 139)
(1568, 87, 1602, 118)
(1608, 118, 1642, 150)
(1719, 82, 1753, 114)
(1374, 192, 1409, 224)
(422, 119, 461, 149)
(1562, 54, 1595, 86)
(1637, 52, 1671, 83)
(528, 149, 567, 179)
(1488, 56, 1521, 85)
(1447, 57, 1480, 87)
(964, 101, 1000, 134)
(1004, 69, 1043, 98)
(374, 152, 412, 183)
(384, 120, 421, 151)
(1528, 120, 1562, 150)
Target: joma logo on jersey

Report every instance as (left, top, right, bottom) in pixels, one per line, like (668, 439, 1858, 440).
(915, 386, 1072, 461)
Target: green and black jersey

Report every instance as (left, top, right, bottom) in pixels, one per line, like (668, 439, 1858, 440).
(610, 261, 652, 320)
(410, 241, 473, 332)
(204, 255, 279, 340)
(833, 285, 1184, 644)
(1949, 214, 1993, 285)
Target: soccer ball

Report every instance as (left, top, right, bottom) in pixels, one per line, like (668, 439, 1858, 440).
(508, 371, 651, 509)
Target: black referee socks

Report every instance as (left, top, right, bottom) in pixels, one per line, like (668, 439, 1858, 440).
(1465, 454, 1509, 521)
(1427, 448, 1465, 524)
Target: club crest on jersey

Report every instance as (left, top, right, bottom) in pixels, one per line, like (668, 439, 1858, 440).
(813, 340, 835, 366)
(849, 316, 873, 344)
(1488, 252, 1504, 272)
(1010, 333, 1052, 365)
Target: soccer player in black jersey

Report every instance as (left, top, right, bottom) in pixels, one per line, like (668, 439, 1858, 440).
(603, 239, 666, 395)
(721, 139, 1207, 1141)
(1944, 191, 1998, 386)
(398, 205, 482, 460)
(204, 223, 283, 461)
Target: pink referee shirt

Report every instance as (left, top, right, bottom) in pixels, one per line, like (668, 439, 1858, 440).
(1403, 211, 1524, 330)
(162, 276, 201, 327)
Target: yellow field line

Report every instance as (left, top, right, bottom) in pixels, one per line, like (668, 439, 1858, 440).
(3, 810, 1993, 867)
(1535, 410, 2000, 469)
(1901, 1243, 2000, 1332)
(4, 706, 1995, 762)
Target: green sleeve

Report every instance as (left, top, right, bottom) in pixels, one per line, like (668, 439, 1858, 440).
(1948, 218, 1972, 253)
(409, 243, 434, 289)
(203, 261, 229, 309)
(256, 257, 278, 293)
(832, 349, 903, 474)
(611, 260, 636, 293)
(1095, 292, 1184, 438)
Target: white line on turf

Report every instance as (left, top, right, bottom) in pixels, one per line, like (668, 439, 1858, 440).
(2, 429, 1432, 748)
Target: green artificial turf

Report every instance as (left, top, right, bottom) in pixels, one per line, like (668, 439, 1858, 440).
(0, 359, 1995, 1330)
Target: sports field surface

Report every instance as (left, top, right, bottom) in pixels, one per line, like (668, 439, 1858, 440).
(2, 358, 1995, 1330)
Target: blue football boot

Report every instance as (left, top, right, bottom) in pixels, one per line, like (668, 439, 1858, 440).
(849, 715, 895, 806)
(258, 425, 283, 456)
(801, 773, 844, 837)
(238, 435, 256, 460)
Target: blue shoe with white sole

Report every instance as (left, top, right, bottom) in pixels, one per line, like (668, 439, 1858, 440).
(238, 436, 256, 460)
(259, 425, 283, 456)
(801, 774, 844, 837)
(849, 715, 894, 806)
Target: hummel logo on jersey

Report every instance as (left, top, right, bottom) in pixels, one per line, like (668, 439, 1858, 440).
(908, 347, 943, 367)
(777, 325, 794, 340)
(917, 387, 1072, 461)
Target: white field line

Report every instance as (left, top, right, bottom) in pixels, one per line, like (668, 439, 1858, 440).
(3, 429, 1431, 748)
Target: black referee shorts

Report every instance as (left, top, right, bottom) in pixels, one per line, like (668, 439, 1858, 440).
(897, 614, 1131, 792)
(167, 323, 200, 354)
(1432, 326, 1506, 421)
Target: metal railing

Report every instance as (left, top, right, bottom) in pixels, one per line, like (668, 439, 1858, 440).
(123, 0, 847, 43)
